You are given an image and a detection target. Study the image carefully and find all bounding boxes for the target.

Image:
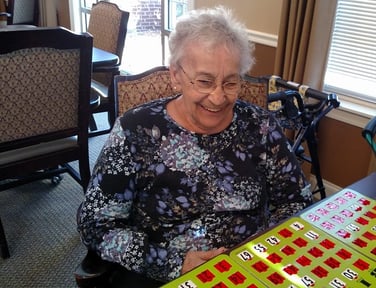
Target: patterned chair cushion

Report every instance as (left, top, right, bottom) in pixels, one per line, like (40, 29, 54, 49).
(116, 69, 269, 117)
(88, 3, 121, 57)
(238, 77, 268, 109)
(88, 2, 124, 87)
(0, 47, 80, 144)
(116, 69, 175, 116)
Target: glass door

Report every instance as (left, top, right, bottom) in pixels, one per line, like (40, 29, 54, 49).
(77, 0, 193, 73)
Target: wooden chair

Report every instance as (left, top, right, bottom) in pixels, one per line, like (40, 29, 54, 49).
(115, 66, 174, 115)
(115, 66, 268, 116)
(0, 0, 9, 25)
(0, 27, 93, 258)
(5, 0, 39, 25)
(87, 1, 130, 137)
(74, 66, 269, 288)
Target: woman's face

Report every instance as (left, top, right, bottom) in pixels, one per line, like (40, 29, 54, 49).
(170, 43, 241, 135)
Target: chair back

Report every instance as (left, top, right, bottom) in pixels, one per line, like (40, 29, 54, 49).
(238, 74, 268, 109)
(88, 1, 129, 66)
(87, 0, 130, 135)
(0, 27, 92, 189)
(115, 66, 174, 116)
(114, 66, 269, 117)
(6, 0, 39, 25)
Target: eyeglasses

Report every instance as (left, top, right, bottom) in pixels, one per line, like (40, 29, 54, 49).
(179, 65, 241, 95)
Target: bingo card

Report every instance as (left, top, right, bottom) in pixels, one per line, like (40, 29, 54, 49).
(161, 254, 267, 288)
(230, 217, 376, 287)
(300, 188, 376, 261)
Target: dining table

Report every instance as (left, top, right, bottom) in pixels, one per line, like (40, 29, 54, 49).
(89, 47, 120, 134)
(90, 46, 119, 104)
(92, 47, 119, 69)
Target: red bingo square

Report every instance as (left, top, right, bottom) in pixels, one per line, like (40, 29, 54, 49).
(229, 217, 376, 287)
(161, 254, 267, 288)
(300, 188, 376, 260)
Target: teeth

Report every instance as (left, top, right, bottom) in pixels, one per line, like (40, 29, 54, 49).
(203, 106, 221, 112)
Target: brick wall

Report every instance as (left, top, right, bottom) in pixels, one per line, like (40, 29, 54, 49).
(132, 0, 161, 33)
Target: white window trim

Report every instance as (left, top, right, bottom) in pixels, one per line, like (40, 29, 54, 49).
(326, 95, 376, 128)
(245, 29, 375, 129)
(323, 0, 376, 128)
(68, 0, 81, 32)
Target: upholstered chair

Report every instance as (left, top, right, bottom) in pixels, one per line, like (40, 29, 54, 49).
(6, 0, 39, 25)
(0, 27, 92, 258)
(87, 1, 130, 136)
(114, 66, 269, 117)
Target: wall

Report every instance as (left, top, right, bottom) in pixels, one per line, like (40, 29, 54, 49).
(133, 0, 161, 32)
(196, 0, 375, 190)
(318, 118, 374, 187)
(57, 0, 374, 189)
(195, 0, 281, 35)
(57, 0, 70, 28)
(39, 0, 59, 26)
(195, 0, 280, 76)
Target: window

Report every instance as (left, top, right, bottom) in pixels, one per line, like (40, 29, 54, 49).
(80, 1, 94, 30)
(324, 0, 376, 107)
(74, 0, 192, 73)
(162, 0, 192, 65)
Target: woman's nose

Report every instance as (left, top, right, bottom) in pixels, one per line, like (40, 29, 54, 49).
(208, 85, 226, 105)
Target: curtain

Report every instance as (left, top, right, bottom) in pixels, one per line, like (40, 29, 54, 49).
(274, 0, 337, 89)
(38, 0, 58, 27)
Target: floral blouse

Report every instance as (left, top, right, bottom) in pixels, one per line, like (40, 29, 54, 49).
(77, 96, 312, 283)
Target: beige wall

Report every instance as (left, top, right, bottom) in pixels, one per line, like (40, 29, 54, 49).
(196, 0, 375, 190)
(194, 0, 282, 35)
(194, 0, 280, 76)
(39, 0, 59, 27)
(58, 1, 373, 188)
(57, 0, 70, 29)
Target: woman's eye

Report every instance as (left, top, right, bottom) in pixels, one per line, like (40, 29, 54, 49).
(196, 79, 214, 88)
(224, 82, 238, 89)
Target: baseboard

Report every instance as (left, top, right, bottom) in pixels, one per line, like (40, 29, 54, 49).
(309, 174, 343, 201)
(322, 178, 343, 196)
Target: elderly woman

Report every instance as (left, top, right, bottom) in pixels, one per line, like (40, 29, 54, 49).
(77, 6, 312, 287)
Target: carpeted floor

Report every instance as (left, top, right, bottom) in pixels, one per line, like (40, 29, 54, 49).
(0, 114, 109, 288)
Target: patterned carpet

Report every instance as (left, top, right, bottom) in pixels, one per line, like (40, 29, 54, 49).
(0, 115, 108, 288)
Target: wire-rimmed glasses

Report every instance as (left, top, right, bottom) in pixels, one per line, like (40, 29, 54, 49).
(179, 65, 241, 95)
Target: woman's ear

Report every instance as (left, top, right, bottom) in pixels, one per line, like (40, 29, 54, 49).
(169, 65, 182, 93)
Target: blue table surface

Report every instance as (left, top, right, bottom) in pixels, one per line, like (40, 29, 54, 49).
(92, 47, 119, 67)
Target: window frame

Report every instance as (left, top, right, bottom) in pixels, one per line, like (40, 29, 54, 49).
(71, 0, 193, 69)
(323, 0, 376, 128)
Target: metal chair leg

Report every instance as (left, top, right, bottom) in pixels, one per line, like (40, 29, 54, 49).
(305, 126, 326, 199)
(0, 217, 10, 259)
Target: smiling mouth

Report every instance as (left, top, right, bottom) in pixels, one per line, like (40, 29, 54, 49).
(201, 105, 222, 113)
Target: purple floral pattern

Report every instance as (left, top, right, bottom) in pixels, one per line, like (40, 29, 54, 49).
(77, 96, 312, 282)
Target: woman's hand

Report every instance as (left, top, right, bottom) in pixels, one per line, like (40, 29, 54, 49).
(181, 247, 227, 274)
